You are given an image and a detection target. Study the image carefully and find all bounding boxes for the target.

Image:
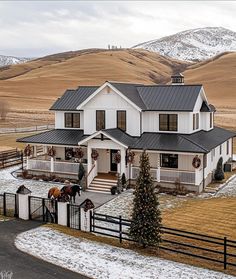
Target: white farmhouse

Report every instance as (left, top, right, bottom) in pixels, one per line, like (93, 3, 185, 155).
(17, 75, 235, 193)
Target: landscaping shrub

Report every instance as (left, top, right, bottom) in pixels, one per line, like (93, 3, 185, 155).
(214, 157, 225, 181)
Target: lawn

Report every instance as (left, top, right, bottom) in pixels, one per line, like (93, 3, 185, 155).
(0, 131, 41, 151)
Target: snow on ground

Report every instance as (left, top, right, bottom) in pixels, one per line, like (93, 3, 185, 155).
(215, 175, 236, 197)
(15, 227, 234, 279)
(0, 166, 59, 197)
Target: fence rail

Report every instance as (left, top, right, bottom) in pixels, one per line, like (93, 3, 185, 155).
(90, 212, 236, 270)
(0, 124, 54, 134)
(0, 149, 23, 169)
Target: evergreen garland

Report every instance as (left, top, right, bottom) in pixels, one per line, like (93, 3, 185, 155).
(129, 150, 162, 247)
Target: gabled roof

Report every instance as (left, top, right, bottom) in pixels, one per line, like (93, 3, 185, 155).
(50, 86, 99, 111)
(50, 82, 203, 112)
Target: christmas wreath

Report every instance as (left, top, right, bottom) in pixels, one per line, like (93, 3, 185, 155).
(83, 199, 95, 212)
(192, 156, 201, 169)
(74, 147, 84, 159)
(24, 144, 32, 157)
(127, 150, 135, 164)
(47, 147, 56, 157)
(114, 152, 121, 164)
(91, 149, 99, 161)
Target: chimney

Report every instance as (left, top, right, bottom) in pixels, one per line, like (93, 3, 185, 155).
(171, 73, 184, 85)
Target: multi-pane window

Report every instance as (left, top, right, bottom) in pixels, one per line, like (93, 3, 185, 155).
(227, 140, 229, 155)
(193, 113, 199, 130)
(161, 154, 178, 168)
(159, 114, 178, 131)
(210, 112, 213, 128)
(96, 110, 105, 130)
(117, 111, 126, 131)
(65, 113, 80, 128)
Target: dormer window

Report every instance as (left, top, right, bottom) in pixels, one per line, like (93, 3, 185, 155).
(65, 113, 80, 128)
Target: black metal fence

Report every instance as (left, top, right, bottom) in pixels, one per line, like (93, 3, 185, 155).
(90, 212, 236, 270)
(67, 203, 81, 230)
(0, 149, 23, 169)
(29, 196, 58, 223)
(2, 193, 18, 217)
(0, 194, 3, 216)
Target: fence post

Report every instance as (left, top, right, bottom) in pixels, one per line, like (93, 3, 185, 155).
(119, 215, 122, 243)
(28, 196, 31, 220)
(224, 237, 227, 270)
(67, 204, 70, 227)
(89, 210, 92, 232)
(3, 193, 6, 216)
(42, 198, 45, 222)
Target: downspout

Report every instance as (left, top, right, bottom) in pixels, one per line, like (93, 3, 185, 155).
(202, 153, 206, 190)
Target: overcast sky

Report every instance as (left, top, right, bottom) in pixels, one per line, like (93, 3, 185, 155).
(0, 1, 235, 57)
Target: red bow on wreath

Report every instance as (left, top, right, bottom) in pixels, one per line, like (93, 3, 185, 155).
(91, 149, 99, 161)
(114, 152, 121, 164)
(127, 150, 135, 164)
(74, 147, 84, 159)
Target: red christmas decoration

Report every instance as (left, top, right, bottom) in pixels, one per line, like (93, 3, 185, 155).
(192, 156, 201, 169)
(127, 150, 135, 164)
(47, 147, 56, 157)
(24, 144, 32, 157)
(74, 147, 84, 159)
(91, 149, 99, 161)
(114, 152, 121, 164)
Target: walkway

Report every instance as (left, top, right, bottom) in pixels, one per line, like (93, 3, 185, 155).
(0, 219, 89, 279)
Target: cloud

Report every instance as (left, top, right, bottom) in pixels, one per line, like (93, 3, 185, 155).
(0, 1, 235, 57)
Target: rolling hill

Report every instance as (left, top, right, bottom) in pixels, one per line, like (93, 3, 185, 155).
(0, 49, 189, 111)
(0, 48, 235, 113)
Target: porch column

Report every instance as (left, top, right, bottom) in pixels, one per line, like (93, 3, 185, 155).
(120, 148, 126, 175)
(33, 145, 37, 157)
(50, 157, 54, 172)
(157, 153, 161, 182)
(87, 144, 92, 173)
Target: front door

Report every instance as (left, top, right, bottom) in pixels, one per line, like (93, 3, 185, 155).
(110, 150, 118, 172)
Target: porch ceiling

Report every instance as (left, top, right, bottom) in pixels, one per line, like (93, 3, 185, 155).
(17, 129, 88, 146)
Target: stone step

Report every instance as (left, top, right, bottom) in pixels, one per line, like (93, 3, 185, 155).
(93, 178, 117, 184)
(87, 186, 111, 193)
(89, 183, 113, 189)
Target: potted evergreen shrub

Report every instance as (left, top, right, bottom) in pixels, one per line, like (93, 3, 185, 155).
(121, 173, 127, 190)
(214, 157, 225, 181)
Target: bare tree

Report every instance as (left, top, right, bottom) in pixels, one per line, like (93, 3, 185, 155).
(0, 100, 9, 121)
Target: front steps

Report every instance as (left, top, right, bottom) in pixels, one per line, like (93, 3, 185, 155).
(87, 177, 117, 193)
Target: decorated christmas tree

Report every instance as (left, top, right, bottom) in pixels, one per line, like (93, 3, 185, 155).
(129, 150, 162, 247)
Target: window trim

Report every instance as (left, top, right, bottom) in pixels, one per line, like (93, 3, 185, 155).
(226, 140, 229, 155)
(210, 112, 213, 128)
(117, 110, 126, 131)
(159, 114, 178, 132)
(96, 110, 105, 131)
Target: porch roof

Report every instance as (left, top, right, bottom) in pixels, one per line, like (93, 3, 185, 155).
(17, 129, 88, 146)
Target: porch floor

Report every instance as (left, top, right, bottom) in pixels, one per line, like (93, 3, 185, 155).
(95, 172, 117, 180)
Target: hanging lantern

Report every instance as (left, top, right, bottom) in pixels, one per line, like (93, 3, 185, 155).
(114, 151, 121, 164)
(24, 144, 32, 157)
(47, 147, 56, 157)
(127, 150, 135, 164)
(91, 149, 99, 161)
(74, 147, 84, 159)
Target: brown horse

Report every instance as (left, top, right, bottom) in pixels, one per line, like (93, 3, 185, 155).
(48, 187, 62, 200)
(61, 185, 81, 203)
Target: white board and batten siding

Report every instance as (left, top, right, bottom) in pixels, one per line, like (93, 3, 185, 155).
(82, 87, 140, 136)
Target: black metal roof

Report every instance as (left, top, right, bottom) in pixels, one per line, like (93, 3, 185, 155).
(17, 129, 88, 146)
(50, 82, 203, 111)
(50, 86, 99, 111)
(17, 127, 235, 154)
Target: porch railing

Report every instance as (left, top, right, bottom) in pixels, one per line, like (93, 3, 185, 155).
(131, 166, 195, 185)
(28, 159, 51, 172)
(27, 159, 87, 175)
(160, 169, 195, 184)
(87, 163, 97, 188)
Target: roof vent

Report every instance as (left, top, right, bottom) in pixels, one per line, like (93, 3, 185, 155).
(171, 73, 184, 85)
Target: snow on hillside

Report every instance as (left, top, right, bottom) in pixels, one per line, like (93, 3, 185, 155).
(133, 27, 236, 61)
(0, 54, 31, 67)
